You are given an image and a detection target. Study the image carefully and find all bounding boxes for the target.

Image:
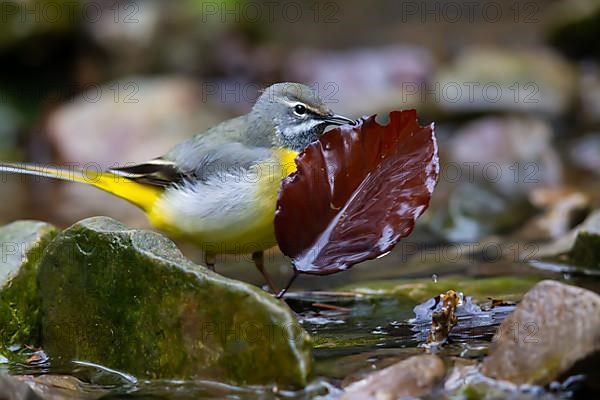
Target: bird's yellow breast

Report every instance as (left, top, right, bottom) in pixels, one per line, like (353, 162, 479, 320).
(147, 148, 298, 255)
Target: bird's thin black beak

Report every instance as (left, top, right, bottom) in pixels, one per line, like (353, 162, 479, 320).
(324, 113, 356, 126)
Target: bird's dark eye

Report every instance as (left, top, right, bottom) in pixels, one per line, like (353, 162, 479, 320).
(294, 104, 307, 116)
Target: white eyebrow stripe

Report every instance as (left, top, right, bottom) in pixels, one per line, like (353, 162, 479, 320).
(279, 99, 327, 115)
(279, 98, 297, 107)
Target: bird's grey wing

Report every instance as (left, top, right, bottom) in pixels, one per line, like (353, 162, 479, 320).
(165, 137, 272, 180)
(110, 114, 271, 186)
(110, 138, 272, 187)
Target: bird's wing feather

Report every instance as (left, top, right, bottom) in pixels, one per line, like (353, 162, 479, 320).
(110, 139, 272, 188)
(111, 115, 272, 187)
(167, 140, 272, 180)
(110, 159, 185, 187)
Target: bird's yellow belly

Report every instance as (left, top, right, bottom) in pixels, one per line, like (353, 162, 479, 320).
(147, 149, 298, 255)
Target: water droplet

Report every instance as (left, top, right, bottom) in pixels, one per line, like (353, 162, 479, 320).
(432, 274, 438, 283)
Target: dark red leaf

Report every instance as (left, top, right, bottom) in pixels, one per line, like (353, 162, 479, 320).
(275, 110, 439, 275)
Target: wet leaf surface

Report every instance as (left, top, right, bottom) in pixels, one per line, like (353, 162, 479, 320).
(275, 110, 439, 274)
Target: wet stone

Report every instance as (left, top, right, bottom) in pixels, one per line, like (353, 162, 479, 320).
(341, 354, 445, 400)
(37, 217, 312, 386)
(482, 280, 600, 385)
(0, 221, 58, 347)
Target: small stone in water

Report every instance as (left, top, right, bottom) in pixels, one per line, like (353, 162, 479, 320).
(482, 280, 600, 385)
(341, 355, 445, 399)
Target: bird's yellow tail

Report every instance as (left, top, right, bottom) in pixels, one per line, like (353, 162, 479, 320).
(0, 162, 162, 212)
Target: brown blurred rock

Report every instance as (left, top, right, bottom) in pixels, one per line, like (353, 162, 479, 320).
(579, 64, 600, 124)
(0, 375, 42, 400)
(29, 375, 105, 399)
(285, 46, 433, 116)
(447, 116, 562, 195)
(429, 182, 536, 242)
(0, 179, 29, 226)
(45, 76, 228, 226)
(82, 1, 237, 75)
(434, 47, 576, 116)
(482, 280, 600, 385)
(569, 133, 600, 175)
(341, 355, 445, 400)
(535, 210, 600, 268)
(0, 374, 100, 400)
(519, 187, 590, 241)
(529, 187, 590, 211)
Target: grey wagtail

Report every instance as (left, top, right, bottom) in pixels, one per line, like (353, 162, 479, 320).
(0, 82, 356, 293)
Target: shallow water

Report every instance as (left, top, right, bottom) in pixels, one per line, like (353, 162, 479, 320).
(4, 252, 595, 399)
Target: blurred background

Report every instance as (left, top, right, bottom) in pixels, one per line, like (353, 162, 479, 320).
(0, 0, 599, 287)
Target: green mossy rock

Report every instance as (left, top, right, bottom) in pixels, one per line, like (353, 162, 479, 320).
(38, 217, 312, 386)
(569, 231, 600, 268)
(0, 221, 58, 347)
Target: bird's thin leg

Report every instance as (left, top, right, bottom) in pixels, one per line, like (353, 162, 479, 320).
(205, 253, 216, 272)
(252, 251, 278, 294)
(276, 270, 299, 299)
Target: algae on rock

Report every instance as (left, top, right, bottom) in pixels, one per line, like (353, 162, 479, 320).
(340, 275, 542, 303)
(0, 221, 58, 347)
(38, 217, 312, 386)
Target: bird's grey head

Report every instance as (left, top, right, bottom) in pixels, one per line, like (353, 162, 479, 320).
(250, 82, 355, 151)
